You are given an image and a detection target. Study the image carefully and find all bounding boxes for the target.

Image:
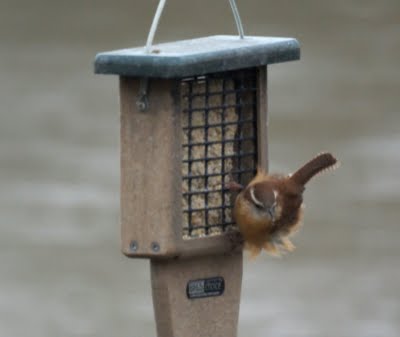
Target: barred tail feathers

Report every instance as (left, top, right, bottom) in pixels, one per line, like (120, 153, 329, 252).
(290, 153, 338, 186)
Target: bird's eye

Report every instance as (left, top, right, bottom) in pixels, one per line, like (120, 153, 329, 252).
(254, 203, 264, 210)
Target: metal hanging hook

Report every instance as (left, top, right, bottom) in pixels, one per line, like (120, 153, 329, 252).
(145, 0, 245, 51)
(136, 78, 149, 112)
(145, 0, 167, 54)
(228, 0, 245, 39)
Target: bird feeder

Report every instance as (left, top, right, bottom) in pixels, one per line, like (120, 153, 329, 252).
(94, 3, 299, 336)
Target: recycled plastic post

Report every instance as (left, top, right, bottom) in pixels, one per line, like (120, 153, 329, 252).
(94, 11, 299, 337)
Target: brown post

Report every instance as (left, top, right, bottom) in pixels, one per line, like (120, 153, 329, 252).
(151, 254, 242, 337)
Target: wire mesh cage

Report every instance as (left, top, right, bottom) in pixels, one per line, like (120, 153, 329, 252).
(181, 69, 258, 239)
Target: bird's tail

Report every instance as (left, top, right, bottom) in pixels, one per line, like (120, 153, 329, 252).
(289, 152, 338, 186)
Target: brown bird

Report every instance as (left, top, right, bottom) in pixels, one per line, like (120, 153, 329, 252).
(229, 152, 338, 258)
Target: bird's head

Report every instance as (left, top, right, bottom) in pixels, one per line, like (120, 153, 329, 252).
(242, 181, 278, 222)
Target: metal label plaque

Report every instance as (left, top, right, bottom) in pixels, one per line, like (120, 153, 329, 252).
(186, 276, 225, 299)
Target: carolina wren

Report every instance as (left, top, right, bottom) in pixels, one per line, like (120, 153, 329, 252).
(230, 152, 338, 258)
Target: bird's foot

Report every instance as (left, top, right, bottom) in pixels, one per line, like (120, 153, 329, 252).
(226, 230, 245, 251)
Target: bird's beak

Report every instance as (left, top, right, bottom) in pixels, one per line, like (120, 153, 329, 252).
(267, 204, 276, 221)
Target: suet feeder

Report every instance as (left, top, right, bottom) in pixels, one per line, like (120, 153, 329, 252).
(94, 2, 299, 336)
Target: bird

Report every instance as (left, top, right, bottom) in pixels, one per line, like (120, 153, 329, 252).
(229, 152, 339, 258)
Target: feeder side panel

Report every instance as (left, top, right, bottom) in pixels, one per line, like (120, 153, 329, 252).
(120, 77, 181, 258)
(257, 67, 269, 171)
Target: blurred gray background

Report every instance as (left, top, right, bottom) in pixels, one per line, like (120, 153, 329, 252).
(1, 0, 399, 336)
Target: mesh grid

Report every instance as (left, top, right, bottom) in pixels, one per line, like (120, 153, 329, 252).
(181, 69, 258, 238)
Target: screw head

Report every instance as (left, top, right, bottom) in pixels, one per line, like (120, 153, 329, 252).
(136, 96, 149, 112)
(151, 242, 160, 253)
(129, 241, 138, 252)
